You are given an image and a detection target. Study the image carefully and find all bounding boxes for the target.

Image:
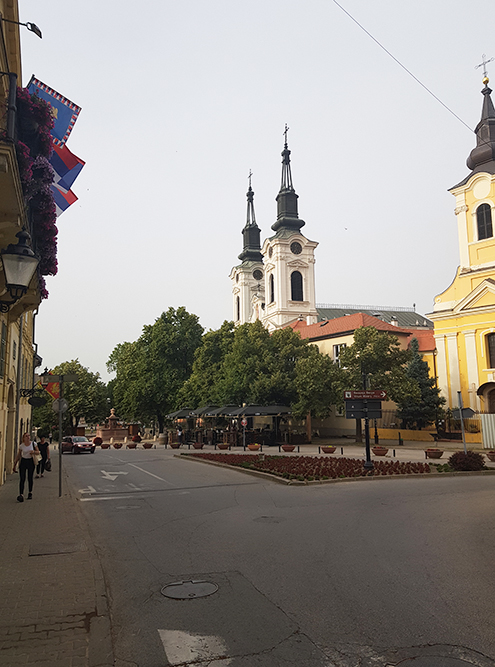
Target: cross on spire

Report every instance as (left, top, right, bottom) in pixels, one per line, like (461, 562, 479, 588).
(248, 169, 253, 189)
(475, 54, 494, 80)
(283, 123, 289, 147)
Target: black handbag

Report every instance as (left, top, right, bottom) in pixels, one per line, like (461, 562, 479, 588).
(45, 459, 52, 472)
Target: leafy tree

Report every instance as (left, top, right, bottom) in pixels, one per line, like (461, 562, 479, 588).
(107, 307, 204, 431)
(396, 337, 445, 429)
(292, 344, 341, 419)
(32, 359, 108, 435)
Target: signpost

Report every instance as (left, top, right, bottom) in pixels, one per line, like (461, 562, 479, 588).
(344, 389, 387, 469)
(40, 371, 78, 497)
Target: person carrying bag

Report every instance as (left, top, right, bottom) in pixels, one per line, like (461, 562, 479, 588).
(13, 433, 40, 502)
(35, 436, 50, 478)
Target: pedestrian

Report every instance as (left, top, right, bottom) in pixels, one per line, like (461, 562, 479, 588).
(35, 436, 50, 478)
(13, 433, 40, 502)
(177, 427, 183, 446)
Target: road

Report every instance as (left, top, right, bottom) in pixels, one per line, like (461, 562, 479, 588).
(64, 447, 495, 667)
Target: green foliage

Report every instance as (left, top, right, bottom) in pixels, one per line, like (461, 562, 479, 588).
(107, 307, 204, 431)
(32, 359, 108, 435)
(396, 338, 445, 429)
(292, 345, 341, 419)
(337, 327, 419, 404)
(448, 450, 485, 471)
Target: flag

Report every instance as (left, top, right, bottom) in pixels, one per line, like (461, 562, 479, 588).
(27, 76, 81, 147)
(50, 143, 85, 193)
(51, 184, 78, 217)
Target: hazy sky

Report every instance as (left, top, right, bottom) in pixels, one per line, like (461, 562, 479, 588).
(19, 0, 495, 382)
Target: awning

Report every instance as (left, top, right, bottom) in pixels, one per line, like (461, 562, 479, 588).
(165, 408, 193, 420)
(189, 406, 219, 417)
(204, 405, 240, 417)
(451, 407, 477, 419)
(477, 382, 495, 396)
(229, 405, 292, 417)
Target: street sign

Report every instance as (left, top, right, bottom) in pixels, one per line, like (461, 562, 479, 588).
(345, 399, 382, 420)
(29, 396, 47, 407)
(346, 408, 382, 420)
(241, 418, 248, 427)
(344, 390, 387, 400)
(52, 398, 68, 413)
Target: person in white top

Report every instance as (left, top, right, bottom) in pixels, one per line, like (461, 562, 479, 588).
(13, 433, 40, 502)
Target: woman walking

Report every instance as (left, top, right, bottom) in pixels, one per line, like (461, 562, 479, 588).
(13, 433, 40, 502)
(35, 436, 50, 478)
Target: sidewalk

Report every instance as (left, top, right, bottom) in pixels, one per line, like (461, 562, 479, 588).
(0, 455, 113, 667)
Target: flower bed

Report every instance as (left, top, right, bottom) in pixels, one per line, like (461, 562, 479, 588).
(185, 453, 431, 481)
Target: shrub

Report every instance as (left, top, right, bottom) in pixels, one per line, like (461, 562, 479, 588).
(93, 437, 103, 446)
(448, 451, 485, 471)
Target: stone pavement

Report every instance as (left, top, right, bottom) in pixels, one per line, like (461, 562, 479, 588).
(0, 454, 113, 667)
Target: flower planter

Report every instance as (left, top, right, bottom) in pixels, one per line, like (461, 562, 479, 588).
(247, 444, 260, 451)
(101, 443, 110, 449)
(321, 446, 336, 454)
(282, 445, 296, 452)
(113, 443, 123, 449)
(217, 443, 229, 450)
(127, 443, 137, 449)
(486, 451, 495, 462)
(142, 442, 153, 449)
(425, 449, 443, 459)
(170, 443, 180, 449)
(372, 447, 388, 456)
(193, 442, 204, 449)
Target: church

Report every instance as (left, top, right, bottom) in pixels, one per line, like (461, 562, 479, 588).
(230, 77, 495, 436)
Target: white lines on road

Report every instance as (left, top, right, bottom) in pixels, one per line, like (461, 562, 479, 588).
(80, 494, 146, 502)
(78, 486, 96, 494)
(127, 463, 174, 485)
(101, 470, 129, 481)
(158, 629, 231, 665)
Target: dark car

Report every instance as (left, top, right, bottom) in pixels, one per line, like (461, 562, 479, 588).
(62, 436, 95, 454)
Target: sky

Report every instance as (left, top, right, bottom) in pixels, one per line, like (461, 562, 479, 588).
(18, 0, 495, 383)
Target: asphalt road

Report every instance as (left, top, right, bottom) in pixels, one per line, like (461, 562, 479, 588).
(64, 447, 495, 667)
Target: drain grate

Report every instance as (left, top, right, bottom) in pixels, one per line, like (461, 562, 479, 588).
(161, 580, 218, 599)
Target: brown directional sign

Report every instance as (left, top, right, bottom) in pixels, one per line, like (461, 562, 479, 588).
(345, 398, 382, 420)
(344, 390, 387, 400)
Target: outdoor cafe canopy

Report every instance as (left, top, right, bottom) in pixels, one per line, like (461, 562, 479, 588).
(229, 405, 292, 417)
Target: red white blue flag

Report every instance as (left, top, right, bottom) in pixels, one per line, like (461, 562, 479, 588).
(51, 185, 77, 217)
(50, 144, 85, 194)
(27, 76, 81, 147)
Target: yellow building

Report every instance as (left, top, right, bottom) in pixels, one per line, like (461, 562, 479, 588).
(430, 76, 495, 419)
(0, 3, 43, 482)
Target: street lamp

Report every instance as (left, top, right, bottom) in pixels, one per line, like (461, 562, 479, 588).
(0, 230, 39, 312)
(0, 17, 42, 38)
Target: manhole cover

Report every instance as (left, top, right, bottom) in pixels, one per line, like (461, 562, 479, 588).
(161, 580, 218, 599)
(399, 659, 474, 666)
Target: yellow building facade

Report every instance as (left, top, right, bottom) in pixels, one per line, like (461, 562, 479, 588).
(0, 3, 42, 482)
(430, 77, 495, 416)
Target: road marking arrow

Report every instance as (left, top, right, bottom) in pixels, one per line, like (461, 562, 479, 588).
(79, 486, 96, 494)
(101, 470, 129, 481)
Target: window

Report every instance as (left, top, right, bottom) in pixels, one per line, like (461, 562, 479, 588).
(0, 323, 6, 378)
(13, 340, 16, 361)
(269, 274, 275, 303)
(291, 271, 303, 301)
(488, 333, 495, 368)
(333, 343, 346, 367)
(477, 204, 493, 240)
(236, 296, 240, 322)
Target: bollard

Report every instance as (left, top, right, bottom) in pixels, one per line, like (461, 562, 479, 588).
(393, 449, 396, 457)
(398, 432, 403, 446)
(279, 445, 282, 453)
(297, 445, 300, 453)
(318, 446, 321, 454)
(341, 447, 344, 455)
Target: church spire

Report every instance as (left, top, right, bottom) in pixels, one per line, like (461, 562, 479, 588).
(466, 70, 495, 174)
(238, 172, 263, 263)
(272, 125, 305, 233)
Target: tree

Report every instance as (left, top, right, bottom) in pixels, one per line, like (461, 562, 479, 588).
(107, 307, 204, 431)
(292, 345, 341, 419)
(32, 359, 108, 435)
(396, 337, 445, 429)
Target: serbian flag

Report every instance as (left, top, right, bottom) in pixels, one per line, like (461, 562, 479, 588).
(50, 144, 85, 193)
(51, 184, 77, 217)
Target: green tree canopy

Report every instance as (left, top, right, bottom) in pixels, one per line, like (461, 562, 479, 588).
(396, 337, 445, 429)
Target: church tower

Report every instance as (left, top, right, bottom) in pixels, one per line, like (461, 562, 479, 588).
(430, 70, 495, 412)
(261, 129, 318, 331)
(230, 175, 265, 324)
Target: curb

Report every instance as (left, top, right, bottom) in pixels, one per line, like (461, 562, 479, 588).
(177, 452, 495, 486)
(64, 469, 115, 667)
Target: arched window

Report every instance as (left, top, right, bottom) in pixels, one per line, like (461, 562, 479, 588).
(291, 271, 303, 302)
(269, 274, 275, 304)
(477, 204, 493, 240)
(488, 333, 495, 368)
(236, 296, 240, 322)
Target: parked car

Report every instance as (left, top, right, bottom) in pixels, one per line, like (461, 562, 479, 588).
(62, 436, 96, 454)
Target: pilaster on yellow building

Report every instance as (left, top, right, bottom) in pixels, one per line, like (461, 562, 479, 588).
(430, 76, 495, 414)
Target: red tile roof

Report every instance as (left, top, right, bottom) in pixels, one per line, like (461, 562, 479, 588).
(406, 329, 435, 352)
(288, 313, 412, 340)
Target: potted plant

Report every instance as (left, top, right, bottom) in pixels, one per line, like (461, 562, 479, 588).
(93, 437, 103, 447)
(282, 444, 296, 452)
(321, 446, 336, 454)
(193, 442, 204, 449)
(371, 446, 389, 456)
(127, 441, 137, 449)
(248, 443, 260, 451)
(170, 442, 180, 449)
(100, 442, 110, 449)
(113, 442, 123, 449)
(425, 448, 443, 459)
(217, 443, 229, 450)
(142, 442, 153, 449)
(486, 451, 495, 462)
